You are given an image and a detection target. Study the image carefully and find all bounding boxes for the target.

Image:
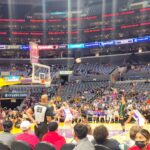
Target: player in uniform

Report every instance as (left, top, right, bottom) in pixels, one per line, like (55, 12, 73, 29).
(119, 96, 127, 132)
(125, 105, 146, 127)
(57, 102, 73, 126)
(26, 94, 53, 140)
(56, 102, 78, 128)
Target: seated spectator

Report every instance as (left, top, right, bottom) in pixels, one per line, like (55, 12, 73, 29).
(73, 123, 95, 150)
(16, 120, 39, 150)
(93, 125, 120, 150)
(129, 129, 150, 150)
(128, 125, 142, 147)
(71, 124, 94, 144)
(42, 122, 66, 150)
(86, 124, 94, 142)
(0, 120, 15, 148)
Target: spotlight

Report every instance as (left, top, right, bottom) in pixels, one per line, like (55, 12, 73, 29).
(138, 47, 142, 53)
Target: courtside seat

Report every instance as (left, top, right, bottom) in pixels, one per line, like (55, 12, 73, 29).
(95, 144, 111, 150)
(35, 142, 56, 150)
(61, 143, 76, 150)
(11, 141, 32, 150)
(0, 142, 10, 150)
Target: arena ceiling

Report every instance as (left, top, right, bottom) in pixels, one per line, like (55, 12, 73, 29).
(0, 0, 66, 5)
(0, 0, 86, 18)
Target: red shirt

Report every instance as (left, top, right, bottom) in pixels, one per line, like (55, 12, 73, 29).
(129, 145, 150, 150)
(16, 133, 39, 150)
(42, 131, 66, 150)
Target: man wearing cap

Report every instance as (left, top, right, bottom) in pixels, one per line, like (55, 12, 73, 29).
(26, 94, 53, 140)
(0, 120, 15, 148)
(16, 120, 39, 150)
(42, 122, 66, 150)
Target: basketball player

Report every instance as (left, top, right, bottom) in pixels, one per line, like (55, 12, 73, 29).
(56, 102, 77, 128)
(119, 96, 127, 132)
(26, 94, 53, 140)
(125, 105, 146, 127)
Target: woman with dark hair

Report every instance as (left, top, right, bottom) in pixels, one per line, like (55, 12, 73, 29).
(93, 125, 120, 150)
(129, 129, 150, 150)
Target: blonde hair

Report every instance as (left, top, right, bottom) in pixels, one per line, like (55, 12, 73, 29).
(63, 102, 68, 107)
(86, 124, 92, 135)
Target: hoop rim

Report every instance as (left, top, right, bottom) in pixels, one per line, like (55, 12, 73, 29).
(40, 79, 45, 84)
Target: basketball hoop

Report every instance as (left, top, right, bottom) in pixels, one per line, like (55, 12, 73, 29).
(32, 63, 51, 86)
(40, 79, 45, 85)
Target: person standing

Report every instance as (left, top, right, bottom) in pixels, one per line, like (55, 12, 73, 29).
(56, 102, 76, 128)
(26, 94, 53, 140)
(119, 96, 126, 132)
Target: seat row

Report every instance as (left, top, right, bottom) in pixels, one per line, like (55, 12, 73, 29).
(0, 141, 111, 150)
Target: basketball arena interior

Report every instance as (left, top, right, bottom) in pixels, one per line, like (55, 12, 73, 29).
(0, 0, 150, 150)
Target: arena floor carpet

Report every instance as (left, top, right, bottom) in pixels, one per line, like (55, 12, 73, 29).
(9, 123, 150, 144)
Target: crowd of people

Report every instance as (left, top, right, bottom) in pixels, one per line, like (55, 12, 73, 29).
(1, 119, 150, 150)
(0, 0, 150, 149)
(0, 91, 150, 150)
(0, 61, 149, 150)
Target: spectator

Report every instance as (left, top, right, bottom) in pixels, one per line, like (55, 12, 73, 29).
(129, 125, 142, 147)
(0, 109, 3, 131)
(16, 120, 39, 150)
(71, 124, 94, 144)
(73, 124, 95, 150)
(129, 129, 150, 150)
(93, 125, 120, 150)
(42, 122, 66, 150)
(86, 124, 94, 142)
(0, 120, 15, 148)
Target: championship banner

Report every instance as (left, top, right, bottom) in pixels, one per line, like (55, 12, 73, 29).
(29, 42, 39, 63)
